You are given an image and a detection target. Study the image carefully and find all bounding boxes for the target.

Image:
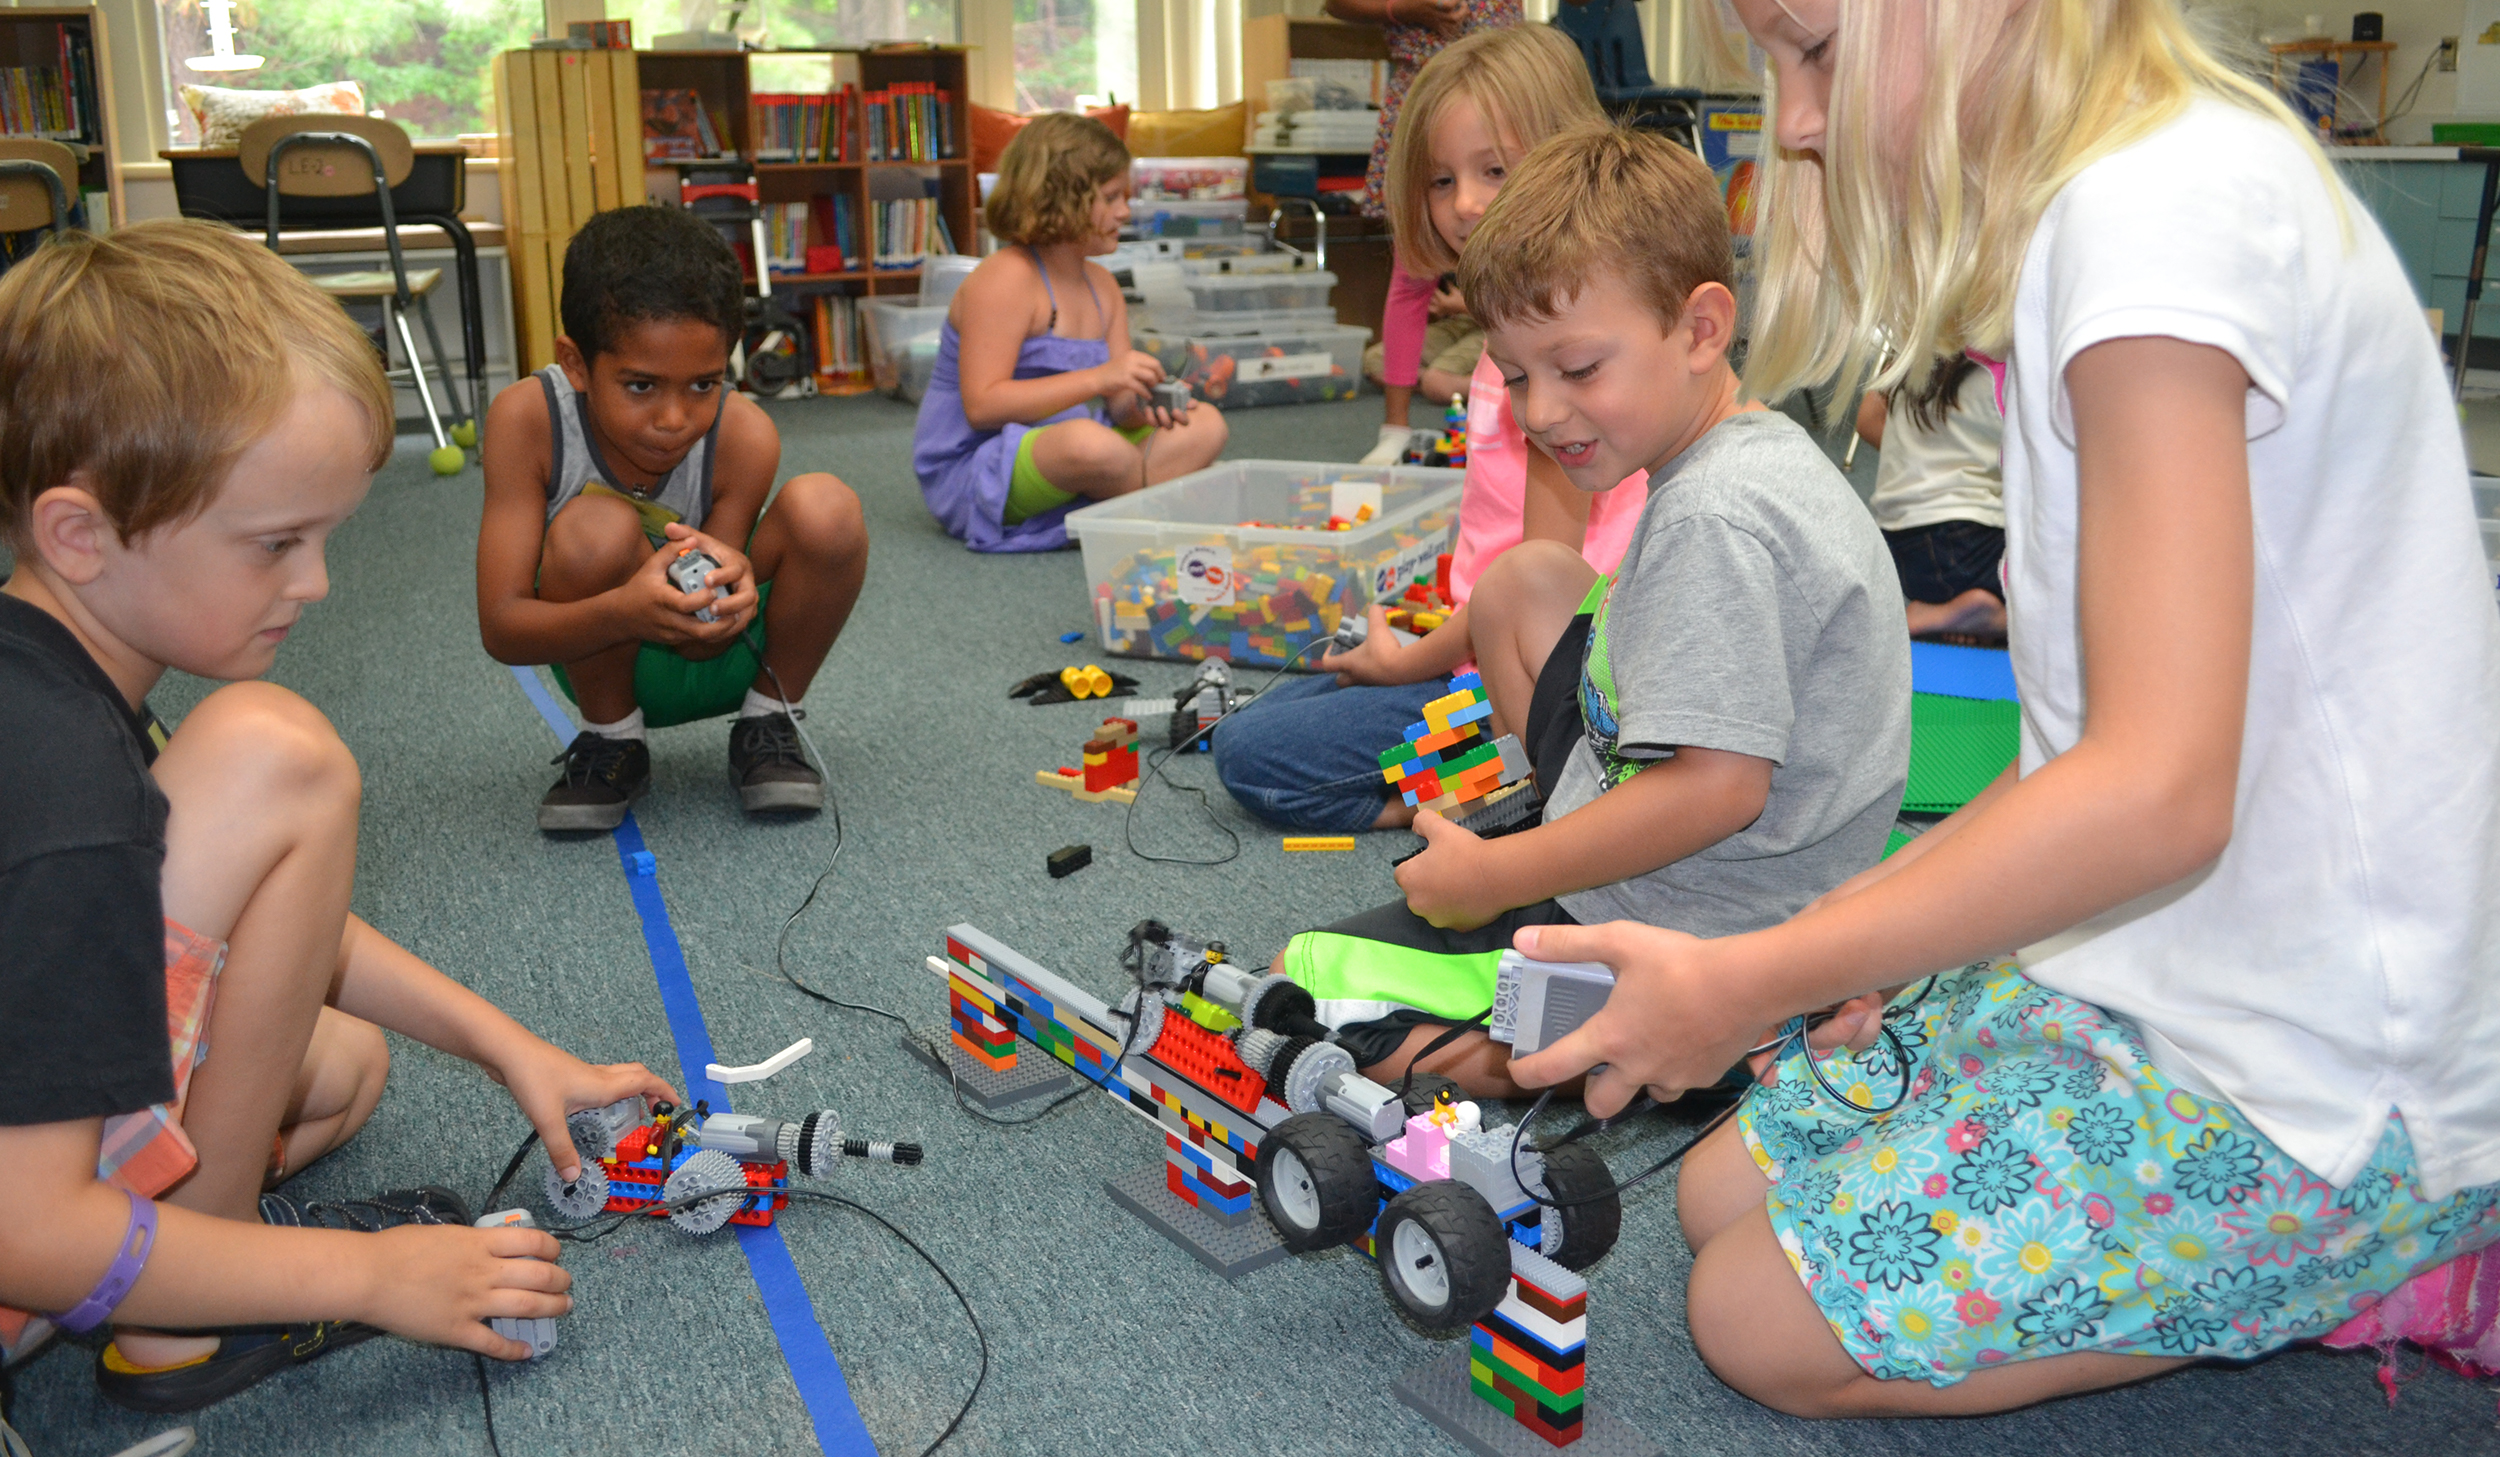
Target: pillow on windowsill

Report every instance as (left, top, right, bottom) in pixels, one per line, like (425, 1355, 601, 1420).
(179, 80, 368, 150)
(1126, 102, 1247, 160)
(969, 101, 1129, 174)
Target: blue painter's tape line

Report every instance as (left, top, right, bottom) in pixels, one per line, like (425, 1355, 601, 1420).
(1908, 641, 2019, 703)
(505, 665, 874, 1456)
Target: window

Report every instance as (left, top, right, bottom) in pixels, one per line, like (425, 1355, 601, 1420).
(603, 0, 960, 52)
(1013, 0, 1135, 112)
(155, 0, 540, 143)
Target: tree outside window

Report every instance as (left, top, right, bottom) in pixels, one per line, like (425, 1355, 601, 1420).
(1014, 0, 1134, 113)
(157, 0, 541, 142)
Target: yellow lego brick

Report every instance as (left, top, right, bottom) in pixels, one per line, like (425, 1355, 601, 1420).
(1283, 836, 1356, 851)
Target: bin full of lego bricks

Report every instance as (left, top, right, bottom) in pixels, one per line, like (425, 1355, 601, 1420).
(1065, 460, 1463, 667)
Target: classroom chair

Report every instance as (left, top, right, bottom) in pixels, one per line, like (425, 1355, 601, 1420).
(0, 139, 75, 274)
(239, 113, 471, 474)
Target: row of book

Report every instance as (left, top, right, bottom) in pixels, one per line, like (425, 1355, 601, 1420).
(2, 26, 102, 143)
(871, 196, 954, 270)
(811, 294, 869, 390)
(757, 195, 962, 276)
(749, 83, 957, 164)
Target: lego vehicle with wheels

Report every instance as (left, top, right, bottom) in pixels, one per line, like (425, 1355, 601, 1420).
(926, 919, 1620, 1332)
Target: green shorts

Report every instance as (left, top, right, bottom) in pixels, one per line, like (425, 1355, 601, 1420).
(551, 580, 772, 729)
(1003, 419, 1156, 526)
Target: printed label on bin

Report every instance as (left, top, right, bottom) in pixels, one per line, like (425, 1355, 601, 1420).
(1177, 544, 1237, 607)
(1239, 351, 1332, 383)
(1329, 480, 1384, 522)
(1371, 536, 1442, 599)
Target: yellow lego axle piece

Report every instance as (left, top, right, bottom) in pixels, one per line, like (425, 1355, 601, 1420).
(1282, 836, 1356, 851)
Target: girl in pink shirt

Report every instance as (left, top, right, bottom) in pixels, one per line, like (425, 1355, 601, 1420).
(1212, 26, 1644, 831)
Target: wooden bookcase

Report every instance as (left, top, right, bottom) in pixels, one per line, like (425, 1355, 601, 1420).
(497, 43, 973, 372)
(0, 6, 122, 228)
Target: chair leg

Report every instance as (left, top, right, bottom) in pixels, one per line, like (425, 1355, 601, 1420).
(389, 301, 450, 451)
(412, 292, 470, 430)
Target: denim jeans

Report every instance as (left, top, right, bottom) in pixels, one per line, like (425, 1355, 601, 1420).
(1210, 672, 1452, 833)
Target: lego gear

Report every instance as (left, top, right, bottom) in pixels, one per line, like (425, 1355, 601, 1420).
(543, 1158, 611, 1222)
(1532, 1140, 1622, 1271)
(1119, 987, 1167, 1053)
(1281, 1038, 1354, 1116)
(663, 1149, 748, 1235)
(1375, 1180, 1512, 1332)
(1254, 1113, 1378, 1253)
(779, 1109, 842, 1176)
(1233, 1026, 1287, 1078)
(566, 1108, 622, 1165)
(1239, 973, 1320, 1037)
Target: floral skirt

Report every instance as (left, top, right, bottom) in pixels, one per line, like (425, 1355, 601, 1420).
(1738, 958, 2500, 1386)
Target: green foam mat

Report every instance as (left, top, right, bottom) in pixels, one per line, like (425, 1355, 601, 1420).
(1903, 692, 2020, 814)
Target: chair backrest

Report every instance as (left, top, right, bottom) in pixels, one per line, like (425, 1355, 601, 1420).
(238, 113, 413, 195)
(0, 139, 76, 234)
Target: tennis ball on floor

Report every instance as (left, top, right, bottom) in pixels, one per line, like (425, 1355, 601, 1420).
(428, 444, 465, 475)
(451, 420, 479, 448)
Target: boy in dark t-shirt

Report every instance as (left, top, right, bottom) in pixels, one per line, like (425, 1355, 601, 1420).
(0, 222, 675, 1414)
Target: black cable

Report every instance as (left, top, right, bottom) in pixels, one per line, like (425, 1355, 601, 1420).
(1119, 632, 1342, 866)
(474, 1352, 502, 1457)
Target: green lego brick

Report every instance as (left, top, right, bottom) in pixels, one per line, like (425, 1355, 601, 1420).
(1903, 692, 2020, 814)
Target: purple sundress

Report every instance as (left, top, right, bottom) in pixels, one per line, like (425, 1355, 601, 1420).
(913, 253, 1111, 553)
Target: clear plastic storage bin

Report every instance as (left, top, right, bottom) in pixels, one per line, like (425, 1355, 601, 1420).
(1138, 323, 1368, 409)
(1180, 269, 1337, 313)
(1132, 156, 1249, 200)
(1139, 304, 1341, 338)
(1134, 198, 1249, 237)
(863, 298, 949, 404)
(1066, 461, 1464, 665)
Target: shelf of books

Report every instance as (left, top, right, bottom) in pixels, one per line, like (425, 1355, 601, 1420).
(638, 44, 972, 393)
(0, 8, 121, 229)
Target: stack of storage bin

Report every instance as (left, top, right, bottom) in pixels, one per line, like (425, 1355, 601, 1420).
(1135, 256, 1368, 409)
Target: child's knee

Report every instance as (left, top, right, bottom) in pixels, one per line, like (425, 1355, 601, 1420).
(1188, 406, 1228, 454)
(174, 682, 359, 810)
(1476, 537, 1590, 600)
(775, 473, 868, 561)
(540, 490, 647, 592)
(1687, 1211, 1866, 1417)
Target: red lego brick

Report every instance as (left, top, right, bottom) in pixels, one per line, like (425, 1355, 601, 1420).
(1144, 1013, 1268, 1115)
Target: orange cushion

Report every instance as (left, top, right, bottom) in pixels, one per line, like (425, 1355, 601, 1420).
(970, 102, 1131, 174)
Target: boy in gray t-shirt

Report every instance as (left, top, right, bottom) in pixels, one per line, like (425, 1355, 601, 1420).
(1553, 408, 1909, 932)
(1270, 125, 1909, 1100)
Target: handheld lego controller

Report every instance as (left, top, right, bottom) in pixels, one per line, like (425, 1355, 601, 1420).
(473, 1209, 560, 1359)
(1487, 950, 1616, 1057)
(666, 546, 723, 623)
(1149, 379, 1193, 417)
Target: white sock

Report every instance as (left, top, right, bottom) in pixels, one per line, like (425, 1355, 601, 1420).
(739, 688, 795, 720)
(579, 708, 646, 742)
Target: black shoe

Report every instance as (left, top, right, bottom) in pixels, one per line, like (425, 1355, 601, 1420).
(93, 1187, 471, 1413)
(538, 731, 650, 832)
(729, 711, 823, 815)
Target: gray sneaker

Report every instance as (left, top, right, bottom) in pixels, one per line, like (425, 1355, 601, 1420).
(729, 711, 823, 814)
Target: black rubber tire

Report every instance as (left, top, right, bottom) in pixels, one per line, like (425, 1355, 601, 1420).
(1374, 1180, 1512, 1332)
(1397, 1070, 1464, 1119)
(1255, 1113, 1380, 1253)
(1535, 1139, 1621, 1271)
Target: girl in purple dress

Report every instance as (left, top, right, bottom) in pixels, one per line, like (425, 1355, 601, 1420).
(913, 113, 1228, 552)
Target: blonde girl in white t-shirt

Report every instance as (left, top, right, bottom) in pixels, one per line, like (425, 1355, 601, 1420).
(1503, 0, 2500, 1419)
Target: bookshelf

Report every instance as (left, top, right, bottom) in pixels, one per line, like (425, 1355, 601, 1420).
(496, 43, 971, 374)
(0, 6, 120, 228)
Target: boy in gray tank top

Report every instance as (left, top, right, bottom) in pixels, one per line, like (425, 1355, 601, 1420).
(476, 206, 869, 830)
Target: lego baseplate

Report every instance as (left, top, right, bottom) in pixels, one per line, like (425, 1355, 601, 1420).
(1103, 1164, 1288, 1281)
(1394, 1349, 1659, 1457)
(901, 1034, 1076, 1110)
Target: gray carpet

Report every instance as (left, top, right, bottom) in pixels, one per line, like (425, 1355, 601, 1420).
(10, 392, 2488, 1457)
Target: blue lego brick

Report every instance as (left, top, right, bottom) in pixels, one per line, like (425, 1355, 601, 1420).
(1445, 697, 1493, 730)
(1451, 670, 1482, 692)
(1480, 1305, 1586, 1367)
(1372, 1159, 1417, 1196)
(1176, 1162, 1257, 1216)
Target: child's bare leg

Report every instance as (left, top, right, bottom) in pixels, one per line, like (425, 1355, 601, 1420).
(1383, 382, 1415, 431)
(1465, 539, 1597, 741)
(124, 683, 370, 1364)
(538, 491, 654, 721)
(1673, 1113, 1768, 1251)
(270, 1007, 391, 1187)
(1688, 1207, 2189, 1416)
(745, 472, 867, 702)
(1417, 365, 1473, 407)
(1357, 1024, 1588, 1103)
(1144, 407, 1228, 485)
(1027, 420, 1156, 502)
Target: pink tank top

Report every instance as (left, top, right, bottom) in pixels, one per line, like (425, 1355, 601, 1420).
(1447, 353, 1648, 603)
